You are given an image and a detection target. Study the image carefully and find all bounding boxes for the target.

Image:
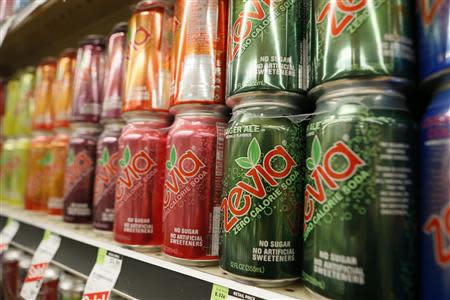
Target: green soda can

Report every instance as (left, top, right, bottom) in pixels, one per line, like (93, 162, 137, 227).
(2, 78, 20, 137)
(311, 0, 415, 87)
(0, 138, 14, 203)
(15, 67, 35, 136)
(220, 94, 305, 287)
(303, 79, 417, 300)
(8, 137, 31, 207)
(226, 0, 307, 101)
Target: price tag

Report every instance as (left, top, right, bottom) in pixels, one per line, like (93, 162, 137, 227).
(0, 218, 20, 253)
(82, 248, 123, 300)
(210, 284, 263, 300)
(20, 231, 61, 300)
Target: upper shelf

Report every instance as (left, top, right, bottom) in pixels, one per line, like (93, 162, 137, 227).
(0, 0, 139, 76)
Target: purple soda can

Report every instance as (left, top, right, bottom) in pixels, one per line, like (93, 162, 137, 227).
(102, 23, 127, 122)
(63, 123, 102, 226)
(93, 121, 124, 234)
(72, 35, 106, 124)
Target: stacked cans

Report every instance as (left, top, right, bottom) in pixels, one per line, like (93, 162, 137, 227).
(303, 1, 417, 299)
(220, 0, 306, 286)
(418, 1, 450, 300)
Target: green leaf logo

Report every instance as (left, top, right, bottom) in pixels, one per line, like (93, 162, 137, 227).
(99, 148, 110, 167)
(119, 146, 131, 168)
(39, 152, 53, 166)
(67, 149, 75, 166)
(235, 138, 261, 170)
(306, 157, 315, 171)
(312, 136, 322, 165)
(166, 145, 177, 170)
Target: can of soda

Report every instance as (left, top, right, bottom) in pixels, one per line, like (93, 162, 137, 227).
(2, 248, 23, 300)
(8, 137, 30, 208)
(303, 79, 417, 300)
(114, 114, 170, 250)
(220, 95, 305, 287)
(25, 131, 54, 212)
(63, 124, 102, 226)
(123, 1, 174, 114)
(420, 78, 450, 300)
(0, 138, 14, 204)
(170, 0, 227, 108)
(163, 105, 228, 266)
(102, 23, 127, 122)
(417, 0, 450, 83)
(93, 121, 124, 234)
(53, 48, 77, 129)
(15, 66, 35, 136)
(72, 35, 106, 124)
(33, 57, 57, 131)
(227, 0, 306, 99)
(48, 128, 70, 216)
(3, 78, 20, 137)
(311, 0, 415, 87)
(58, 274, 85, 300)
(37, 266, 60, 300)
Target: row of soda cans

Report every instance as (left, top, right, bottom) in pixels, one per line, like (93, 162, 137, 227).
(0, 1, 449, 300)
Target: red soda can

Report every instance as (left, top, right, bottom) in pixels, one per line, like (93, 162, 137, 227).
(114, 113, 171, 250)
(72, 35, 106, 124)
(170, 0, 228, 108)
(53, 48, 77, 129)
(37, 266, 60, 300)
(123, 1, 174, 114)
(93, 121, 124, 234)
(32, 57, 57, 131)
(48, 129, 70, 216)
(2, 248, 23, 300)
(163, 105, 228, 265)
(63, 124, 102, 226)
(25, 131, 54, 212)
(102, 23, 127, 122)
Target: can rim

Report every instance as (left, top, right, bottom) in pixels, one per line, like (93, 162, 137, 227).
(134, 0, 174, 12)
(227, 91, 309, 112)
(169, 103, 230, 117)
(39, 56, 57, 66)
(423, 70, 450, 95)
(59, 48, 77, 58)
(70, 122, 103, 133)
(43, 266, 60, 282)
(123, 111, 171, 123)
(2, 248, 23, 261)
(79, 34, 106, 47)
(110, 22, 128, 35)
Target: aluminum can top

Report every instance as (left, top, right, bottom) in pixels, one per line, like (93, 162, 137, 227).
(122, 110, 172, 123)
(43, 265, 60, 282)
(2, 248, 23, 262)
(58, 274, 85, 293)
(135, 0, 174, 11)
(79, 35, 106, 47)
(70, 122, 103, 133)
(169, 103, 229, 117)
(111, 22, 128, 34)
(59, 48, 77, 58)
(18, 255, 31, 270)
(229, 91, 309, 113)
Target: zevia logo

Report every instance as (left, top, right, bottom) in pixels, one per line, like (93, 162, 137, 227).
(304, 137, 366, 235)
(64, 149, 93, 193)
(317, 0, 368, 37)
(93, 148, 120, 203)
(115, 146, 155, 206)
(419, 0, 443, 25)
(222, 138, 298, 234)
(163, 146, 206, 218)
(423, 203, 450, 266)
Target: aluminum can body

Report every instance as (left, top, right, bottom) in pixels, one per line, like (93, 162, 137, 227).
(163, 107, 227, 265)
(310, 0, 415, 87)
(1, 249, 22, 300)
(114, 115, 170, 249)
(16, 67, 35, 136)
(93, 122, 123, 232)
(303, 83, 417, 300)
(220, 99, 305, 286)
(170, 0, 228, 107)
(2, 78, 20, 137)
(63, 124, 102, 224)
(420, 81, 450, 300)
(123, 1, 174, 113)
(33, 58, 57, 131)
(72, 36, 106, 123)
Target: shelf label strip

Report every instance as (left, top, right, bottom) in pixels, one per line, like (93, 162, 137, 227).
(0, 218, 20, 253)
(211, 284, 263, 300)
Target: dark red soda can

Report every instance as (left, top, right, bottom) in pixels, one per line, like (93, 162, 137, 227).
(63, 124, 102, 226)
(114, 113, 171, 250)
(93, 121, 124, 234)
(163, 105, 228, 265)
(72, 35, 106, 124)
(102, 23, 127, 122)
(2, 248, 23, 300)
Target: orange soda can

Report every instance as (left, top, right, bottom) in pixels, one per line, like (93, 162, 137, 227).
(170, 0, 228, 108)
(32, 57, 57, 131)
(48, 128, 70, 216)
(53, 49, 77, 129)
(123, 0, 174, 115)
(24, 131, 53, 212)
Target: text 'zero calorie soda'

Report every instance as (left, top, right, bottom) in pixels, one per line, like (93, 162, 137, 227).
(163, 106, 228, 265)
(220, 95, 305, 287)
(72, 35, 106, 124)
(33, 58, 57, 131)
(102, 23, 127, 121)
(420, 78, 450, 300)
(53, 48, 77, 129)
(227, 0, 306, 99)
(63, 124, 101, 225)
(303, 80, 417, 300)
(123, 1, 174, 114)
(417, 0, 450, 82)
(170, 0, 228, 107)
(114, 114, 170, 250)
(25, 132, 54, 212)
(93, 122, 124, 233)
(311, 0, 416, 86)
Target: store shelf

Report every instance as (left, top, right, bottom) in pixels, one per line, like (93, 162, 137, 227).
(0, 0, 139, 76)
(0, 206, 310, 300)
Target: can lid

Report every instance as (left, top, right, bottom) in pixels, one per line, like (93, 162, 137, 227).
(70, 122, 103, 135)
(59, 48, 77, 58)
(104, 121, 125, 131)
(19, 255, 31, 270)
(39, 56, 57, 66)
(309, 77, 411, 102)
(2, 248, 23, 262)
(24, 66, 36, 73)
(134, 0, 174, 12)
(111, 22, 128, 34)
(170, 103, 230, 117)
(228, 91, 310, 112)
(79, 34, 106, 47)
(58, 275, 85, 293)
(43, 265, 60, 282)
(123, 111, 171, 123)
